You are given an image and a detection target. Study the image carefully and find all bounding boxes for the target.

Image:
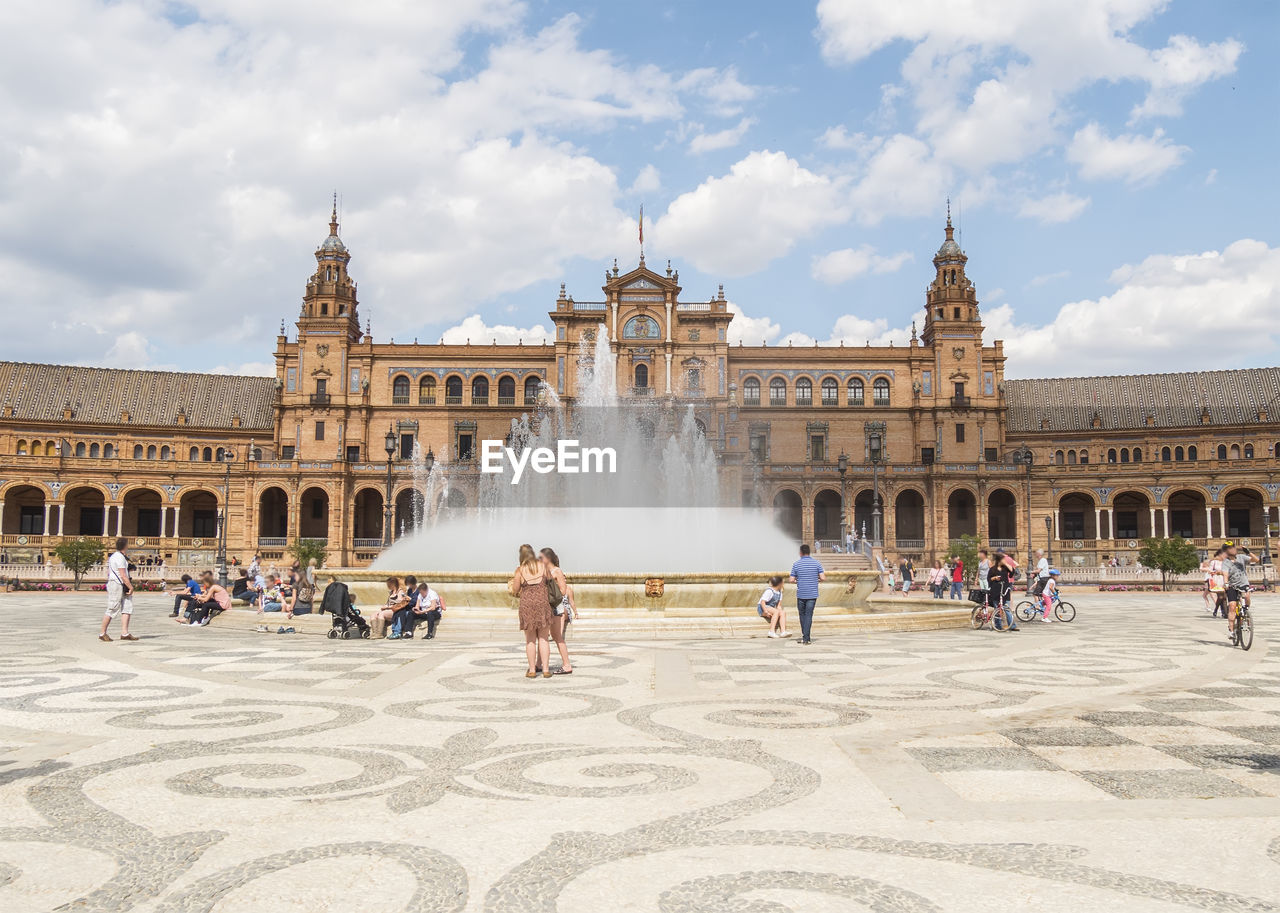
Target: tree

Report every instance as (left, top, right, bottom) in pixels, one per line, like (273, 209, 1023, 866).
(52, 538, 105, 591)
(1137, 536, 1200, 590)
(289, 537, 327, 570)
(947, 534, 981, 584)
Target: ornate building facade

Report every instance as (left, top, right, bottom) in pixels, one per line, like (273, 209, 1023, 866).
(1, 206, 1277, 570)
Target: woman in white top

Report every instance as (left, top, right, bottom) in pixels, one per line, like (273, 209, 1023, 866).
(757, 575, 788, 638)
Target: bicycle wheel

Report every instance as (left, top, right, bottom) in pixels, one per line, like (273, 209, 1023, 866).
(970, 606, 987, 630)
(1014, 600, 1037, 623)
(1239, 613, 1254, 651)
(1054, 601, 1076, 623)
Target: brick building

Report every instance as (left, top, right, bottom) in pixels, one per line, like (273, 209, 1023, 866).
(1, 206, 1275, 570)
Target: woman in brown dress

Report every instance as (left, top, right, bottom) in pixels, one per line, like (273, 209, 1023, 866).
(509, 543, 551, 679)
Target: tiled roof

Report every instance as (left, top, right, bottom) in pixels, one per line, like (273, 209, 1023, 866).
(1006, 368, 1280, 433)
(0, 362, 276, 430)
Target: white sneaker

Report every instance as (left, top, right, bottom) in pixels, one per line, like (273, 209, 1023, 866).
(767, 632, 780, 638)
(1040, 616, 1052, 623)
(781, 632, 793, 637)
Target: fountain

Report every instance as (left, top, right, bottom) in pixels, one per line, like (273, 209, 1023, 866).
(327, 326, 962, 634)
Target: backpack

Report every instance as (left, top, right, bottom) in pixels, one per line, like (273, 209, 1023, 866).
(546, 573, 564, 609)
(319, 581, 352, 615)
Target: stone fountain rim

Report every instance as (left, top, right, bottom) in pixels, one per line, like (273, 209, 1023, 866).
(336, 569, 882, 582)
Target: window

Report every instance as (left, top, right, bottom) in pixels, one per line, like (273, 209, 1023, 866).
(104, 444, 115, 459)
(1079, 451, 1089, 464)
(872, 377, 890, 406)
(1170, 510, 1194, 538)
(1161, 446, 1171, 462)
(633, 364, 649, 390)
(191, 509, 217, 538)
(472, 375, 489, 405)
(89, 443, 100, 458)
(75, 442, 85, 457)
(1120, 448, 1129, 463)
(1107, 449, 1117, 463)
(1115, 512, 1138, 539)
(749, 430, 767, 462)
(1054, 450, 1064, 465)
(921, 447, 935, 465)
(769, 377, 787, 406)
(1230, 444, 1241, 460)
(281, 445, 295, 459)
(820, 377, 838, 406)
(136, 508, 160, 538)
(686, 368, 702, 394)
(392, 375, 410, 405)
(1068, 450, 1077, 464)
(848, 378, 864, 406)
(15, 440, 26, 455)
(134, 444, 144, 459)
(458, 433, 474, 461)
(160, 446, 170, 460)
(189, 447, 199, 461)
(316, 378, 327, 396)
(524, 375, 542, 404)
(1175, 446, 1184, 461)
(19, 506, 43, 534)
(1133, 447, 1142, 462)
(1217, 444, 1228, 460)
(446, 375, 463, 405)
(498, 375, 516, 404)
(315, 421, 325, 441)
(954, 381, 965, 398)
(419, 376, 436, 404)
(809, 434, 825, 462)
(311, 499, 325, 520)
(1228, 508, 1252, 537)
(1061, 512, 1085, 540)
(1245, 443, 1254, 459)
(215, 447, 227, 461)
(147, 445, 157, 460)
(743, 377, 761, 406)
(795, 378, 813, 406)
(400, 433, 414, 460)
(955, 423, 965, 443)
(984, 447, 998, 462)
(346, 445, 360, 461)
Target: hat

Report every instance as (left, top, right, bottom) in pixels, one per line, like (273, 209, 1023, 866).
(1223, 540, 1235, 548)
(1048, 568, 1061, 576)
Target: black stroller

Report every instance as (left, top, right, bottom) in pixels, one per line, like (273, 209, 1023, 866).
(321, 580, 370, 639)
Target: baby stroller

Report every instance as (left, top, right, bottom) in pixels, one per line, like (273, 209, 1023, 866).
(321, 580, 370, 639)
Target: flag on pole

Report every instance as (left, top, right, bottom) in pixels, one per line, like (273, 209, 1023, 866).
(638, 205, 644, 247)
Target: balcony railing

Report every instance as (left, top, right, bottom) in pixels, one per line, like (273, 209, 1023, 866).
(952, 395, 971, 408)
(353, 538, 382, 549)
(258, 537, 288, 548)
(989, 538, 1018, 550)
(419, 394, 436, 405)
(391, 395, 410, 405)
(742, 397, 761, 407)
(309, 393, 331, 405)
(445, 395, 463, 405)
(895, 538, 926, 551)
(497, 396, 516, 405)
(631, 386, 653, 397)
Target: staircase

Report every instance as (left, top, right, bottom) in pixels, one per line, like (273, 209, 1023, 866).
(819, 553, 874, 574)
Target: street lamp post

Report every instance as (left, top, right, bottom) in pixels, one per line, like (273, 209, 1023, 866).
(1013, 444, 1034, 582)
(837, 451, 849, 547)
(421, 446, 435, 529)
(1044, 514, 1053, 570)
(382, 428, 396, 547)
(217, 448, 233, 587)
(869, 430, 884, 546)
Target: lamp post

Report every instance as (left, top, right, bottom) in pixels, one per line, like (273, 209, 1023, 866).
(217, 447, 233, 587)
(1044, 514, 1053, 570)
(422, 446, 436, 528)
(869, 430, 884, 545)
(1012, 444, 1034, 580)
(837, 451, 849, 547)
(382, 428, 396, 547)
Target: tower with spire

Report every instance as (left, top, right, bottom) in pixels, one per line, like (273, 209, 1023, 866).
(299, 194, 361, 343)
(920, 199, 981, 347)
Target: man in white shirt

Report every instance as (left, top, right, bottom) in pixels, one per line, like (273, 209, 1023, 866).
(100, 537, 138, 642)
(1031, 549, 1050, 596)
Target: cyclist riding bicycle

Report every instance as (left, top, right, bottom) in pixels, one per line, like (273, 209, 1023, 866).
(1039, 569, 1061, 623)
(1222, 541, 1257, 642)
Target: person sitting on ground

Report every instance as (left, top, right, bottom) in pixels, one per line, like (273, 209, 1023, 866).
(230, 569, 255, 605)
(257, 575, 286, 613)
(757, 575, 788, 638)
(169, 573, 203, 619)
(388, 575, 420, 639)
(186, 572, 231, 626)
(373, 576, 410, 638)
(412, 580, 444, 639)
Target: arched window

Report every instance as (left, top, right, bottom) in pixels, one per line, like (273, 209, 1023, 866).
(16, 440, 26, 455)
(1054, 450, 1064, 465)
(189, 447, 199, 461)
(1067, 450, 1077, 464)
(104, 444, 115, 459)
(472, 375, 489, 404)
(848, 377, 864, 406)
(1245, 443, 1254, 459)
(795, 378, 813, 406)
(147, 445, 157, 460)
(89, 443, 99, 458)
(160, 446, 171, 460)
(445, 375, 463, 404)
(1185, 446, 1193, 461)
(742, 377, 760, 406)
(1175, 446, 1184, 461)
(1079, 450, 1089, 464)
(1230, 443, 1241, 460)
(418, 376, 436, 404)
(1161, 447, 1171, 462)
(769, 377, 787, 406)
(1217, 444, 1228, 460)
(392, 375, 410, 404)
(498, 375, 516, 403)
(1120, 448, 1129, 463)
(215, 447, 227, 461)
(872, 377, 890, 406)
(820, 377, 838, 406)
(523, 375, 541, 405)
(253, 447, 263, 460)
(1133, 447, 1142, 462)
(1107, 448, 1117, 463)
(133, 444, 144, 459)
(203, 447, 213, 462)
(74, 442, 85, 457)
(634, 364, 649, 391)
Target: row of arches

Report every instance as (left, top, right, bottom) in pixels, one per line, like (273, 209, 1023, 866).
(13, 441, 258, 462)
(768, 486, 1019, 543)
(392, 373, 541, 406)
(1055, 487, 1267, 540)
(742, 375, 890, 408)
(2, 485, 218, 539)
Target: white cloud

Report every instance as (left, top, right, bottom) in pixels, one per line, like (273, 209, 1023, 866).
(1205, 168, 1218, 186)
(817, 125, 878, 154)
(628, 164, 662, 195)
(103, 331, 154, 369)
(1017, 192, 1090, 224)
(211, 362, 276, 377)
(986, 239, 1280, 376)
(1133, 33, 1243, 119)
(811, 246, 913, 284)
(654, 151, 850, 275)
(1027, 270, 1070, 288)
(689, 117, 756, 154)
(848, 134, 952, 225)
(1067, 123, 1188, 184)
(440, 314, 552, 346)
(727, 302, 920, 348)
(725, 301, 783, 345)
(677, 66, 760, 116)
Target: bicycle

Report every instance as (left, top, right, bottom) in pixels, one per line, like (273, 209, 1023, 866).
(1014, 593, 1076, 623)
(1230, 588, 1254, 651)
(971, 593, 1017, 632)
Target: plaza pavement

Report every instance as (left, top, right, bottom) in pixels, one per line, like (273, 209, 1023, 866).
(1, 590, 1279, 912)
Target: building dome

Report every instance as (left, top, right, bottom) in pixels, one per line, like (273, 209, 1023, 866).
(936, 237, 962, 259)
(320, 233, 346, 253)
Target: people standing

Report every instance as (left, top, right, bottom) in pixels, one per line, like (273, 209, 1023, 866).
(1204, 547, 1227, 617)
(928, 560, 946, 598)
(898, 555, 914, 596)
(975, 549, 991, 606)
(986, 553, 1019, 632)
(949, 556, 964, 599)
(756, 575, 788, 638)
(541, 547, 575, 673)
(510, 544, 552, 678)
(100, 537, 137, 642)
(788, 544, 826, 645)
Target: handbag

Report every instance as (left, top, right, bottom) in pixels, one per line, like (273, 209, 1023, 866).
(546, 574, 563, 609)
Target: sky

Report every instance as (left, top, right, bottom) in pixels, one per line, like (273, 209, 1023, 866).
(0, 0, 1276, 379)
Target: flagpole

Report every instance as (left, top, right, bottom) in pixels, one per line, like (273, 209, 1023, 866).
(638, 204, 644, 265)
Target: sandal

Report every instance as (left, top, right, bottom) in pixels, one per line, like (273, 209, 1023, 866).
(552, 668, 573, 675)
(525, 671, 537, 678)
(542, 671, 552, 678)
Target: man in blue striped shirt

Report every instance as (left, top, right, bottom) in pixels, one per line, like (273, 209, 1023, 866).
(789, 544, 826, 645)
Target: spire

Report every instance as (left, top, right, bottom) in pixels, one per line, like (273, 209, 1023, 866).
(944, 197, 954, 241)
(329, 191, 339, 237)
